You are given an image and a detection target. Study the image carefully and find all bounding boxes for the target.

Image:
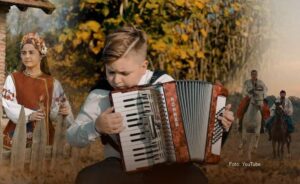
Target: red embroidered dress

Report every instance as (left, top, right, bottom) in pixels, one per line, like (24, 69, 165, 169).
(2, 71, 73, 149)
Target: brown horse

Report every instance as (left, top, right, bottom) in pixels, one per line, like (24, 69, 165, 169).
(271, 102, 291, 159)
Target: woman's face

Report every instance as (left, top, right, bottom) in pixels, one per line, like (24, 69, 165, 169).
(20, 44, 42, 69)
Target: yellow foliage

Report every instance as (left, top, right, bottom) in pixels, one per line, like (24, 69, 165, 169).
(152, 40, 167, 52)
(196, 51, 205, 59)
(145, 2, 159, 9)
(212, 4, 219, 12)
(175, 0, 185, 7)
(169, 46, 179, 56)
(72, 39, 82, 48)
(235, 20, 241, 26)
(51, 0, 266, 94)
(194, 2, 204, 9)
(179, 50, 188, 59)
(105, 17, 122, 25)
(134, 14, 143, 24)
(54, 44, 64, 54)
(187, 60, 195, 68)
(232, 3, 241, 11)
(93, 32, 104, 40)
(200, 28, 208, 37)
(181, 34, 189, 42)
(86, 0, 104, 3)
(76, 31, 91, 41)
(86, 20, 101, 32)
(175, 61, 183, 69)
(58, 34, 67, 42)
(89, 40, 103, 54)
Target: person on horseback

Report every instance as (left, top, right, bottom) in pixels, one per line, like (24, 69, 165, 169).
(237, 70, 268, 132)
(266, 90, 294, 140)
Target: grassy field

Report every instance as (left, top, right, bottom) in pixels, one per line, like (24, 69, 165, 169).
(204, 123, 300, 184)
(1, 121, 299, 184)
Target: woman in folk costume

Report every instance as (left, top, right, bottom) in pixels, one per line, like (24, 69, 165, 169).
(2, 32, 73, 149)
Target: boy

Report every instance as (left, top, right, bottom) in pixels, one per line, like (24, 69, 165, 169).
(67, 26, 234, 184)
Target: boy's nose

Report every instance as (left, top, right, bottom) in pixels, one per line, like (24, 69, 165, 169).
(113, 74, 122, 84)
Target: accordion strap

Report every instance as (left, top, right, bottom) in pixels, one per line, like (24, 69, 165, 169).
(100, 134, 121, 153)
(149, 70, 167, 84)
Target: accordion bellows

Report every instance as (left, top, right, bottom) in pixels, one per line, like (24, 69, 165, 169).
(111, 81, 228, 172)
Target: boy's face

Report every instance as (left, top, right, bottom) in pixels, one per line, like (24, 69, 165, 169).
(106, 51, 148, 89)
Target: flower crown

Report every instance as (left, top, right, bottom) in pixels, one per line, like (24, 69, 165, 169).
(21, 32, 48, 56)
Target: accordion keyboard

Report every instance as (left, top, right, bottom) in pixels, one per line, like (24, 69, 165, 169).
(112, 90, 167, 172)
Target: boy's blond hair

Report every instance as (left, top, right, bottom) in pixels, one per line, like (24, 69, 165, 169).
(101, 26, 147, 63)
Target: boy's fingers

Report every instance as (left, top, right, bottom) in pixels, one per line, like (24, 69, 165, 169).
(225, 104, 232, 110)
(103, 107, 114, 114)
(111, 126, 126, 134)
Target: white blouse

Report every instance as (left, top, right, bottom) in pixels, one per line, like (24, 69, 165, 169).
(2, 74, 74, 125)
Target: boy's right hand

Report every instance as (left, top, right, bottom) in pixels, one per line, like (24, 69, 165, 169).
(95, 107, 125, 134)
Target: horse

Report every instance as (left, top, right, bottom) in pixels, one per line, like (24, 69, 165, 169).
(238, 89, 264, 160)
(271, 102, 291, 159)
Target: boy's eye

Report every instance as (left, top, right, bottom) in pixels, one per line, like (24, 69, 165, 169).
(121, 72, 130, 76)
(108, 71, 115, 75)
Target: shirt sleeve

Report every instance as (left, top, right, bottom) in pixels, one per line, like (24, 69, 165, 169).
(153, 74, 175, 83)
(2, 74, 35, 123)
(50, 79, 74, 126)
(285, 99, 293, 116)
(260, 80, 268, 97)
(66, 90, 110, 148)
(242, 80, 250, 97)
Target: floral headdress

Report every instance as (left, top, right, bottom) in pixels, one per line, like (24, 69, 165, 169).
(20, 32, 48, 56)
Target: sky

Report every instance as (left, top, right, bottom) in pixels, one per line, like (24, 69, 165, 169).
(260, 0, 300, 97)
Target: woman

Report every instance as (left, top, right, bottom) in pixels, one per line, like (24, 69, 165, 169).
(2, 32, 73, 148)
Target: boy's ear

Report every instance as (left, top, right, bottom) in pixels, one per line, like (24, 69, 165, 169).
(141, 60, 148, 69)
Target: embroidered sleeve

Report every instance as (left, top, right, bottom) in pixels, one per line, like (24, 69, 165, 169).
(50, 79, 74, 125)
(2, 75, 35, 123)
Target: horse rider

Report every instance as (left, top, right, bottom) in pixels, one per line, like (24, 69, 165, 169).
(266, 90, 294, 140)
(237, 69, 268, 132)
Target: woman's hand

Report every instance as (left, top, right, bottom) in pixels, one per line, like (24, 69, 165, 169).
(29, 110, 45, 121)
(58, 102, 70, 116)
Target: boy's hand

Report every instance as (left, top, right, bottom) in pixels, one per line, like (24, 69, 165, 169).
(95, 107, 125, 134)
(218, 104, 234, 131)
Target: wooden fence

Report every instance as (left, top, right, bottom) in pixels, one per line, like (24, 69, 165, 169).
(0, 103, 86, 183)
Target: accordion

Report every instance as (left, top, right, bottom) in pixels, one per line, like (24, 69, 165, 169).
(110, 80, 228, 172)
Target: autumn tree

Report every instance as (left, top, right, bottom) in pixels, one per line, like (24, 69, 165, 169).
(6, 0, 269, 112)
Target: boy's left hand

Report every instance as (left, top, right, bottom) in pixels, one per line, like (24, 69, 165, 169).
(218, 104, 234, 131)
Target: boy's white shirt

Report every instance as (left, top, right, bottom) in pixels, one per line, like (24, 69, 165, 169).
(66, 70, 174, 158)
(2, 74, 74, 125)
